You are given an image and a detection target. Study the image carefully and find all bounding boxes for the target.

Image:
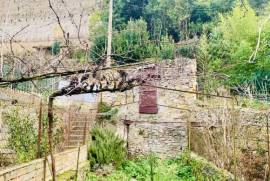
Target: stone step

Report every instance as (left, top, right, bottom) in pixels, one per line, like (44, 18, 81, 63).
(71, 121, 90, 127)
(67, 140, 84, 146)
(68, 130, 85, 135)
(70, 126, 86, 130)
(68, 135, 85, 140)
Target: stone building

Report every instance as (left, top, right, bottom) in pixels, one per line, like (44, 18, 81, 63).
(102, 58, 197, 156)
(0, 0, 99, 53)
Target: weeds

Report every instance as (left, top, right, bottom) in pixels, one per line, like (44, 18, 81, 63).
(86, 152, 232, 181)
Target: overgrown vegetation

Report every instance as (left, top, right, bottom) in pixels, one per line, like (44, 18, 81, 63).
(89, 0, 270, 96)
(86, 152, 232, 181)
(3, 107, 63, 163)
(197, 2, 270, 94)
(89, 18, 175, 64)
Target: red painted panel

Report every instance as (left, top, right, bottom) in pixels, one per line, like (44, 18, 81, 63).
(139, 66, 158, 114)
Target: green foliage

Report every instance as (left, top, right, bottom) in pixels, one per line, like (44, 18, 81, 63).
(251, 71, 270, 98)
(89, 10, 108, 41)
(88, 127, 126, 169)
(113, 0, 148, 30)
(158, 36, 175, 60)
(86, 152, 232, 181)
(51, 41, 61, 55)
(86, 171, 130, 181)
(176, 44, 197, 59)
(90, 35, 107, 64)
(3, 108, 63, 163)
(90, 19, 157, 64)
(122, 157, 150, 181)
(197, 2, 270, 93)
(4, 108, 37, 162)
(249, 0, 269, 11)
(112, 19, 155, 64)
(96, 102, 118, 124)
(174, 152, 231, 181)
(112, 0, 252, 42)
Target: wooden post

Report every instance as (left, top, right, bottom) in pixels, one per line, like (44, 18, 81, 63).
(231, 98, 237, 181)
(75, 145, 81, 181)
(48, 97, 56, 181)
(37, 99, 43, 158)
(266, 113, 270, 180)
(43, 151, 47, 181)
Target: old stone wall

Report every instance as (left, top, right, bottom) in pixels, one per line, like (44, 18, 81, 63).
(0, 0, 98, 52)
(127, 122, 187, 157)
(102, 58, 197, 156)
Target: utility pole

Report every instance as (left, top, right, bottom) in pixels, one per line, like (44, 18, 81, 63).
(106, 0, 113, 67)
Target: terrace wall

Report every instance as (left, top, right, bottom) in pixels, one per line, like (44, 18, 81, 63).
(0, 145, 87, 181)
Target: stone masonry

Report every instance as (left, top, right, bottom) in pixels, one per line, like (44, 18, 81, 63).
(102, 58, 197, 156)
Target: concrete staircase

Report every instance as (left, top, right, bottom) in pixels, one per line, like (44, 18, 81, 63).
(64, 113, 95, 149)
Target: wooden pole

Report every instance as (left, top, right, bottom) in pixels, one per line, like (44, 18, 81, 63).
(75, 145, 81, 181)
(43, 148, 47, 181)
(266, 113, 270, 180)
(48, 97, 56, 181)
(106, 0, 113, 67)
(37, 99, 43, 158)
(231, 98, 237, 181)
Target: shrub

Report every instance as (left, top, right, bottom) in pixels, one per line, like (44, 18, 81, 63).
(112, 19, 155, 64)
(174, 152, 232, 181)
(3, 108, 63, 163)
(88, 127, 126, 169)
(90, 35, 107, 64)
(90, 19, 157, 64)
(158, 36, 175, 60)
(96, 102, 118, 125)
(176, 44, 197, 59)
(4, 108, 37, 162)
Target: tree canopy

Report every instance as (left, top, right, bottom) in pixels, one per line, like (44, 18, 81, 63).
(89, 0, 270, 95)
